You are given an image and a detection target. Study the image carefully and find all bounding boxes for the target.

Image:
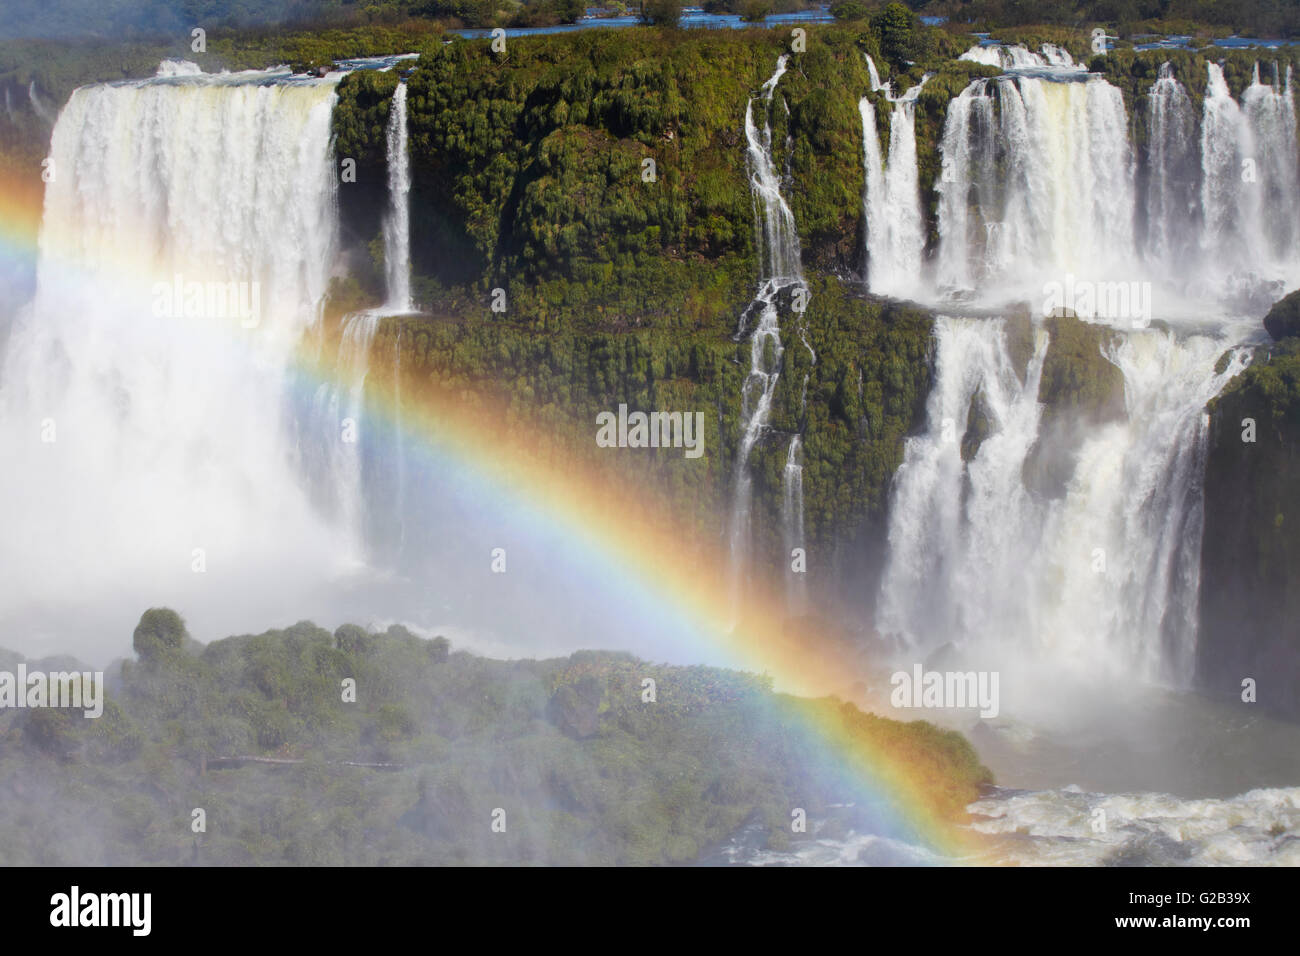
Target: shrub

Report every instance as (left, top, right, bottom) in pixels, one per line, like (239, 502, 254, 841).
(132, 608, 187, 662)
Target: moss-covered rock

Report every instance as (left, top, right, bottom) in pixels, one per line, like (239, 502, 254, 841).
(1021, 314, 1126, 499)
(1199, 339, 1300, 719)
(1263, 289, 1300, 343)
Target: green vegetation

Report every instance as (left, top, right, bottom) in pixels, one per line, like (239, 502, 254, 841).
(1016, 313, 1127, 498)
(352, 275, 932, 591)
(325, 26, 940, 607)
(0, 611, 991, 864)
(932, 1, 1300, 39)
(640, 0, 684, 27)
(1201, 335, 1300, 718)
(1035, 315, 1126, 428)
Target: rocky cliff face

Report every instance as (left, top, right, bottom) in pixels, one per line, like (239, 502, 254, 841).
(1200, 338, 1300, 719)
(331, 30, 937, 622)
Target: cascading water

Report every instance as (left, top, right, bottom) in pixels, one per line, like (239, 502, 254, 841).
(310, 309, 381, 541)
(781, 435, 805, 610)
(729, 56, 805, 609)
(860, 76, 928, 296)
(862, 57, 1300, 822)
(0, 68, 346, 654)
(744, 57, 802, 283)
(958, 44, 1079, 71)
(1201, 63, 1252, 273)
(929, 59, 1299, 313)
(933, 81, 995, 296)
(864, 54, 887, 94)
(876, 316, 1251, 692)
(381, 81, 412, 314)
(1201, 62, 1300, 296)
(934, 73, 1138, 304)
(1143, 63, 1198, 269)
(1241, 63, 1300, 267)
(309, 80, 414, 551)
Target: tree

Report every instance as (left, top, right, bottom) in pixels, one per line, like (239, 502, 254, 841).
(334, 623, 372, 654)
(132, 607, 187, 661)
(553, 0, 586, 22)
(871, 2, 918, 68)
(829, 0, 870, 19)
(640, 0, 683, 27)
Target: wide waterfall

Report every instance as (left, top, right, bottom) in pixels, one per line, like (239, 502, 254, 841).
(933, 73, 1138, 306)
(1200, 62, 1300, 298)
(958, 43, 1080, 71)
(913, 57, 1300, 314)
(728, 55, 805, 608)
(871, 53, 1299, 707)
(0, 68, 347, 655)
(876, 317, 1251, 695)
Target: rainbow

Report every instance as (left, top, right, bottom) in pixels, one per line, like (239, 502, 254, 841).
(0, 129, 989, 869)
(287, 327, 990, 861)
(0, 168, 42, 292)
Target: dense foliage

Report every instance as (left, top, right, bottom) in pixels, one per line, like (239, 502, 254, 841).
(930, 0, 1300, 38)
(0, 612, 991, 864)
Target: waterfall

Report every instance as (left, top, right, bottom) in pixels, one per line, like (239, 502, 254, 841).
(381, 81, 412, 314)
(876, 317, 1251, 689)
(1198, 62, 1300, 301)
(781, 435, 806, 610)
(0, 70, 346, 638)
(311, 310, 382, 543)
(864, 54, 886, 94)
(934, 74, 1137, 305)
(958, 44, 1079, 71)
(930, 61, 1298, 313)
(860, 77, 928, 297)
(1143, 63, 1198, 269)
(744, 56, 802, 283)
(310, 81, 416, 552)
(1239, 63, 1300, 279)
(1200, 63, 1250, 267)
(934, 81, 996, 294)
(729, 55, 805, 610)
(27, 80, 54, 124)
(1039, 44, 1076, 68)
(870, 54, 1300, 703)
